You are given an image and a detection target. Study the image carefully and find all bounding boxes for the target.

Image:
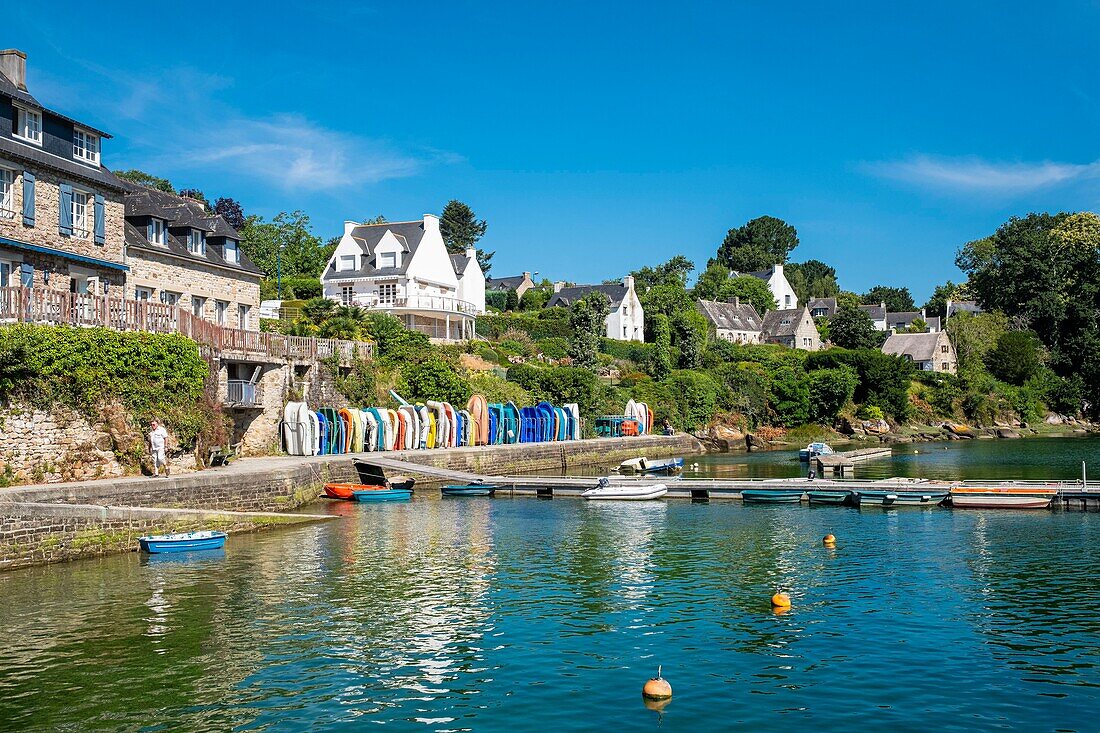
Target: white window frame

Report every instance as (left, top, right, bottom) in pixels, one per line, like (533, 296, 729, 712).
(340, 285, 354, 305)
(238, 304, 250, 329)
(0, 255, 19, 288)
(160, 290, 180, 306)
(188, 229, 206, 255)
(224, 238, 239, 264)
(192, 295, 206, 318)
(0, 166, 15, 219)
(379, 251, 397, 269)
(13, 105, 42, 146)
(215, 300, 228, 326)
(71, 189, 89, 239)
(378, 282, 396, 305)
(149, 218, 166, 245)
(72, 128, 101, 166)
(338, 254, 356, 272)
(135, 286, 152, 301)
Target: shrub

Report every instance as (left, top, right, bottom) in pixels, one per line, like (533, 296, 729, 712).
(663, 370, 720, 430)
(282, 276, 322, 300)
(477, 313, 572, 341)
(466, 371, 532, 406)
(805, 366, 858, 424)
(485, 290, 508, 311)
(400, 356, 471, 405)
(537, 337, 569, 359)
(769, 368, 810, 427)
(856, 404, 884, 421)
(806, 348, 912, 420)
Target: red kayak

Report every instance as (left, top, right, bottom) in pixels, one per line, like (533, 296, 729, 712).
(324, 482, 386, 500)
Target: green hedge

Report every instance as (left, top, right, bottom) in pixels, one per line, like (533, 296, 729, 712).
(477, 312, 572, 340)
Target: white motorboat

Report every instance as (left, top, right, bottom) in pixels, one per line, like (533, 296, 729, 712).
(582, 478, 667, 501)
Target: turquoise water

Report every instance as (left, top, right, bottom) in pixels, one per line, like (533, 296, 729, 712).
(1, 438, 1099, 731)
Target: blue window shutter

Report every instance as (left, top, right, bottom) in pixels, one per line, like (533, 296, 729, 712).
(22, 171, 35, 226)
(94, 194, 105, 244)
(20, 263, 33, 288)
(59, 183, 73, 236)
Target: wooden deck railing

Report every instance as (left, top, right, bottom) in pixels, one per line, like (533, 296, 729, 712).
(0, 286, 369, 363)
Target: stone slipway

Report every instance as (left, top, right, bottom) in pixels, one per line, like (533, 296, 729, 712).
(1, 434, 700, 570)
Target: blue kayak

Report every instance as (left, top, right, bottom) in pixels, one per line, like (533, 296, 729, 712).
(139, 530, 227, 553)
(442, 483, 497, 496)
(352, 488, 413, 502)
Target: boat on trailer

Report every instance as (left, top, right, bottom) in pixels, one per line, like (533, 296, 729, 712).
(582, 478, 667, 501)
(950, 484, 1057, 509)
(618, 457, 685, 475)
(442, 483, 497, 497)
(139, 530, 227, 554)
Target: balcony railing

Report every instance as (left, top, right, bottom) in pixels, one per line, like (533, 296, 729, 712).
(351, 293, 478, 316)
(226, 380, 259, 406)
(0, 286, 370, 364)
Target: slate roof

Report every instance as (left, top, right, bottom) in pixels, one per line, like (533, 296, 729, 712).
(450, 253, 471, 276)
(882, 332, 948, 362)
(696, 299, 763, 332)
(486, 275, 527, 290)
(0, 67, 111, 138)
(948, 300, 983, 317)
(807, 297, 837, 316)
(762, 307, 811, 338)
(925, 316, 942, 331)
(0, 136, 125, 192)
(547, 283, 628, 309)
(743, 266, 776, 281)
(886, 311, 923, 330)
(122, 181, 262, 276)
(322, 220, 426, 280)
(858, 303, 886, 321)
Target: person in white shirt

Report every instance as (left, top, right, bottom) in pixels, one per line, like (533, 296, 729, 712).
(149, 419, 170, 477)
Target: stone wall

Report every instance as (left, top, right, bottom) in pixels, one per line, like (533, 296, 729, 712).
(127, 246, 261, 330)
(0, 403, 124, 484)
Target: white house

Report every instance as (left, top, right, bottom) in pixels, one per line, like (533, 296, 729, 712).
(742, 264, 798, 310)
(320, 214, 486, 341)
(547, 276, 645, 341)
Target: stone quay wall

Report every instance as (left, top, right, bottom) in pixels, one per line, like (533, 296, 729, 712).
(0, 403, 125, 484)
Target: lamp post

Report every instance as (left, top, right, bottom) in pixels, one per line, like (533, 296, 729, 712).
(276, 243, 283, 299)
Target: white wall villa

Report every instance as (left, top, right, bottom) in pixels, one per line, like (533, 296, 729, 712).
(547, 276, 645, 342)
(320, 214, 486, 341)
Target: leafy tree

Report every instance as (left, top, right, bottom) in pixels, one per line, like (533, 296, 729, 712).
(239, 211, 330, 279)
(641, 283, 695, 339)
(785, 259, 840, 304)
(947, 311, 1009, 375)
(712, 215, 799, 273)
(692, 261, 732, 300)
(806, 366, 858, 424)
(519, 287, 550, 310)
(672, 309, 708, 369)
(828, 306, 884, 350)
(769, 368, 810, 427)
(717, 275, 778, 315)
(631, 256, 695, 291)
(835, 291, 861, 309)
(923, 280, 970, 319)
(665, 370, 721, 430)
(568, 291, 611, 369)
(365, 312, 430, 362)
(652, 314, 673, 380)
(440, 200, 494, 274)
(114, 169, 174, 193)
(504, 289, 519, 310)
(319, 316, 362, 340)
(986, 331, 1043, 386)
(806, 349, 914, 420)
(861, 285, 915, 312)
(213, 197, 246, 231)
(905, 317, 928, 333)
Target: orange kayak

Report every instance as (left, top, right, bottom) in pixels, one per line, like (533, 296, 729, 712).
(324, 482, 386, 500)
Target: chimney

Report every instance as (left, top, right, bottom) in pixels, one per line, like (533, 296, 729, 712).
(727, 296, 740, 307)
(945, 299, 953, 322)
(423, 213, 440, 234)
(0, 50, 27, 92)
(522, 271, 531, 281)
(623, 275, 635, 290)
(773, 263, 783, 276)
(344, 220, 357, 235)
(554, 281, 565, 293)
(465, 245, 476, 260)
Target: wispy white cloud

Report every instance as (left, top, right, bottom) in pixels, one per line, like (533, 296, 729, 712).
(862, 154, 1100, 195)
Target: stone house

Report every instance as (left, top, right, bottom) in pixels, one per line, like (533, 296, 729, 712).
(321, 214, 486, 341)
(546, 276, 645, 342)
(122, 182, 263, 330)
(0, 49, 128, 296)
(808, 297, 837, 319)
(696, 297, 763, 344)
(882, 331, 957, 373)
(762, 306, 821, 350)
(486, 271, 535, 299)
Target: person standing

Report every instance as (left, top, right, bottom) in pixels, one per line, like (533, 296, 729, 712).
(149, 419, 169, 477)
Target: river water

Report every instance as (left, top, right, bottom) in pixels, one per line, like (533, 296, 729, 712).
(1, 437, 1097, 732)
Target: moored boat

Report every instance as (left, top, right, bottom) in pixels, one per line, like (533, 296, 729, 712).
(856, 489, 948, 507)
(949, 486, 1057, 509)
(807, 490, 852, 506)
(582, 478, 667, 501)
(741, 489, 804, 504)
(139, 530, 227, 554)
(442, 483, 497, 496)
(618, 457, 685, 475)
(324, 482, 386, 500)
(352, 487, 413, 502)
(799, 442, 834, 462)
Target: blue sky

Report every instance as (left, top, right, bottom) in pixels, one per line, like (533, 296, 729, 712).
(9, 1, 1100, 301)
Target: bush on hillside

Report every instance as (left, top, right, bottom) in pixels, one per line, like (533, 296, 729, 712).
(805, 366, 859, 424)
(806, 348, 912, 419)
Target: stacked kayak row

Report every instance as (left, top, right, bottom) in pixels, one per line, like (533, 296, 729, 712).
(282, 397, 584, 456)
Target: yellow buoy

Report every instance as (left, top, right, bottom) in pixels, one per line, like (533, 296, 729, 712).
(642, 665, 672, 700)
(823, 534, 836, 546)
(771, 592, 791, 608)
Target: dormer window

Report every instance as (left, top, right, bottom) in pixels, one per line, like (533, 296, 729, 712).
(379, 251, 397, 269)
(73, 129, 100, 165)
(224, 238, 239, 264)
(338, 254, 356, 272)
(13, 106, 42, 145)
(188, 229, 206, 255)
(148, 218, 166, 245)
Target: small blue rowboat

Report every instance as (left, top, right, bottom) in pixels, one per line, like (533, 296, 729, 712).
(352, 488, 413, 502)
(741, 489, 804, 504)
(442, 483, 497, 497)
(856, 490, 948, 507)
(139, 530, 227, 554)
(808, 490, 852, 506)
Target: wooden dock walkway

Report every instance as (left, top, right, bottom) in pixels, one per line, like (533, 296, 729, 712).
(816, 447, 893, 474)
